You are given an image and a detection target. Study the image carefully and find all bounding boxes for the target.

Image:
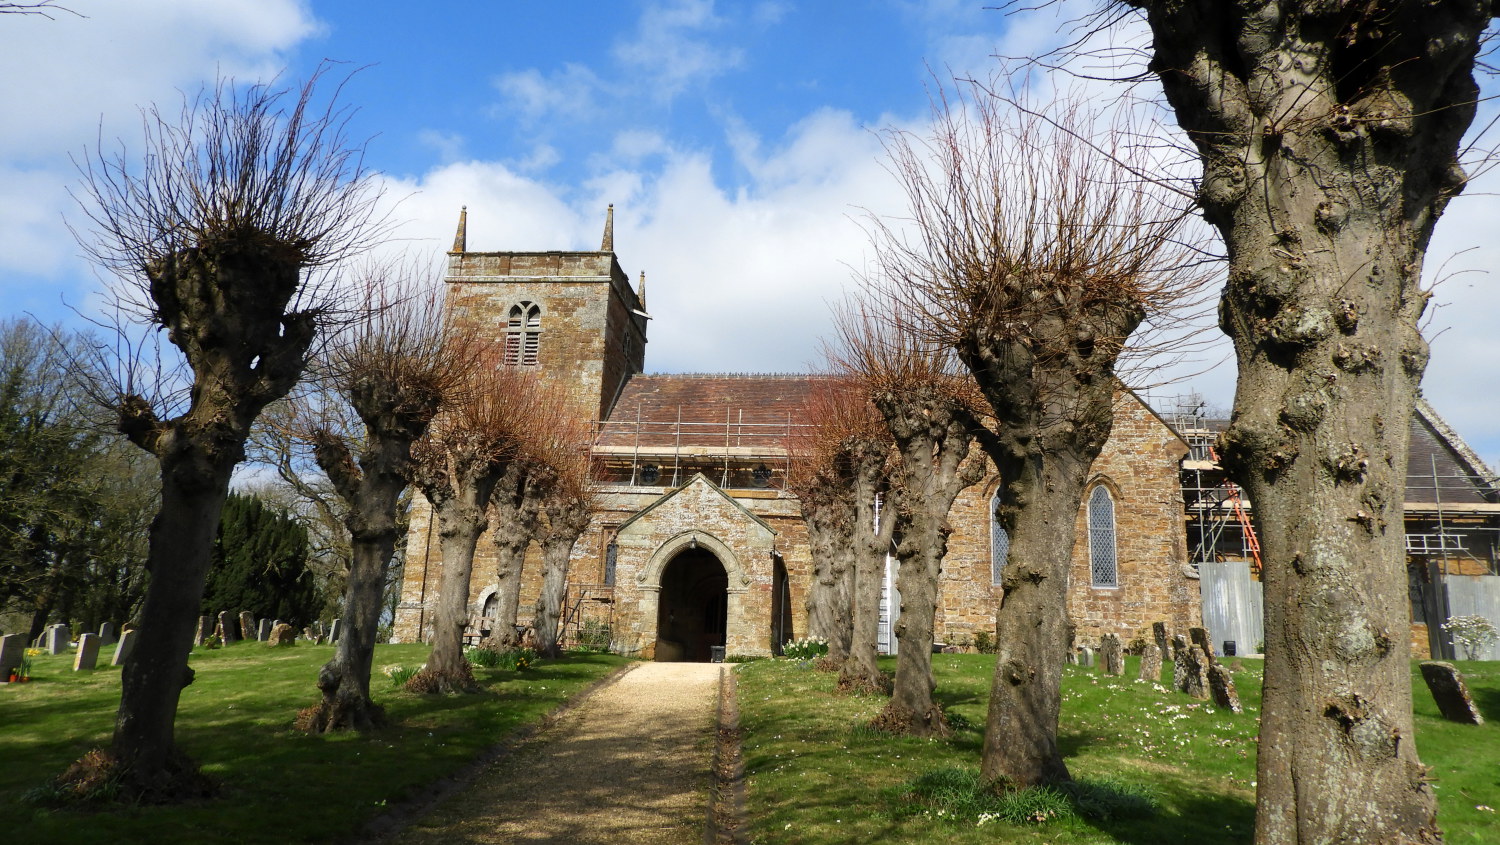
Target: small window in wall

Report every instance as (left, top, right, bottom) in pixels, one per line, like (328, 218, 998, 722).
(990, 488, 1009, 586)
(504, 302, 541, 367)
(1088, 485, 1118, 587)
(604, 540, 618, 586)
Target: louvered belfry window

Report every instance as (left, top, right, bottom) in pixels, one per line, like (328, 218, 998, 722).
(1088, 485, 1118, 587)
(504, 302, 541, 367)
(990, 488, 1010, 586)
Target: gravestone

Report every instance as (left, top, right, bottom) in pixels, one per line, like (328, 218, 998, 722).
(1208, 663, 1243, 713)
(257, 618, 272, 642)
(269, 623, 297, 646)
(196, 615, 213, 646)
(112, 629, 137, 666)
(302, 626, 316, 643)
(217, 611, 237, 643)
(313, 620, 324, 640)
(0, 633, 24, 678)
(98, 621, 116, 646)
(1101, 633, 1124, 675)
(1181, 645, 1210, 700)
(1189, 626, 1216, 661)
(239, 611, 256, 642)
(1078, 646, 1095, 668)
(329, 618, 342, 644)
(1420, 661, 1484, 725)
(45, 624, 69, 655)
(1138, 642, 1163, 683)
(1152, 621, 1168, 656)
(74, 633, 100, 671)
(1171, 634, 1189, 691)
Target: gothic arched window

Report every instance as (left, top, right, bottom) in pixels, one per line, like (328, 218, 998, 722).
(504, 301, 542, 367)
(990, 487, 1009, 586)
(1088, 485, 1118, 587)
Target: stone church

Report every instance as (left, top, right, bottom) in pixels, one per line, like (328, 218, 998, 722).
(390, 208, 1205, 657)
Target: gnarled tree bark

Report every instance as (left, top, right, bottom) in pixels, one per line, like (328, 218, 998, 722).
(1124, 2, 1497, 839)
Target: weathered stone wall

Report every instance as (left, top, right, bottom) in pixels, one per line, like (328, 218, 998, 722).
(1064, 393, 1200, 647)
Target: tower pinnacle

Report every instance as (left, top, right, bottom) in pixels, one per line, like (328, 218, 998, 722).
(450, 206, 467, 254)
(638, 270, 647, 309)
(601, 204, 614, 252)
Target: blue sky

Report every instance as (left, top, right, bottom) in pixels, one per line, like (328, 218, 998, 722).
(3, 0, 1499, 473)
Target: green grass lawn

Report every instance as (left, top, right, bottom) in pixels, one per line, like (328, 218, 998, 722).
(736, 655, 1500, 844)
(2, 641, 628, 845)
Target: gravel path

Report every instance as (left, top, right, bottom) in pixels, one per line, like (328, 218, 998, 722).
(394, 662, 727, 844)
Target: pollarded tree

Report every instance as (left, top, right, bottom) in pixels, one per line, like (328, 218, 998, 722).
(874, 89, 1209, 781)
(295, 272, 476, 731)
(810, 375, 900, 695)
(833, 306, 987, 736)
(67, 71, 385, 796)
(406, 367, 547, 693)
(784, 377, 876, 665)
(1116, 3, 1498, 839)
(530, 437, 596, 658)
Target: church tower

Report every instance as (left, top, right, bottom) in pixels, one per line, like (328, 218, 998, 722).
(442, 205, 649, 421)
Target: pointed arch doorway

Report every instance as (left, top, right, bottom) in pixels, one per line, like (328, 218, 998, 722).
(654, 547, 728, 662)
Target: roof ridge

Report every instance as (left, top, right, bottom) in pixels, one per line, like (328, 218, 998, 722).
(640, 371, 827, 379)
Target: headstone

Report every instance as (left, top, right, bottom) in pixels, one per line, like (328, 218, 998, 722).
(1138, 641, 1163, 683)
(98, 621, 116, 646)
(1208, 663, 1243, 712)
(269, 623, 297, 646)
(1181, 645, 1210, 700)
(217, 611, 237, 642)
(1189, 626, 1217, 661)
(302, 626, 316, 642)
(1171, 634, 1190, 692)
(0, 633, 24, 678)
(45, 624, 69, 655)
(1078, 646, 1095, 668)
(196, 615, 213, 646)
(74, 633, 100, 671)
(1420, 661, 1484, 725)
(329, 618, 342, 644)
(1101, 633, 1124, 675)
(239, 611, 256, 642)
(1152, 621, 1168, 656)
(312, 620, 324, 640)
(257, 618, 273, 642)
(112, 629, 137, 666)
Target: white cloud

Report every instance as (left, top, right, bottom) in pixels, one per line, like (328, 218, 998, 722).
(612, 0, 744, 101)
(491, 64, 602, 124)
(0, 0, 321, 313)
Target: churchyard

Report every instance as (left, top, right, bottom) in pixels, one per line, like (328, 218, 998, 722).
(2, 636, 1495, 844)
(2, 640, 627, 844)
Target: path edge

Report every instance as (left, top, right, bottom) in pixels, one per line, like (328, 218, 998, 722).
(707, 664, 748, 845)
(356, 659, 641, 844)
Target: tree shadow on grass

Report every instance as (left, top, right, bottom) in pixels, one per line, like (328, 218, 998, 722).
(1081, 788, 1254, 845)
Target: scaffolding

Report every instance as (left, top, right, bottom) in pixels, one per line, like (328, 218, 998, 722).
(588, 408, 815, 490)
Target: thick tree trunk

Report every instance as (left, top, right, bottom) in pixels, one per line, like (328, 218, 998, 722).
(1127, 4, 1495, 839)
(979, 457, 1087, 787)
(408, 496, 484, 694)
(1224, 204, 1436, 844)
(533, 531, 583, 657)
(838, 473, 892, 694)
(108, 458, 231, 795)
(801, 503, 854, 663)
(882, 515, 947, 735)
(310, 530, 394, 731)
(486, 535, 528, 650)
(305, 431, 415, 732)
